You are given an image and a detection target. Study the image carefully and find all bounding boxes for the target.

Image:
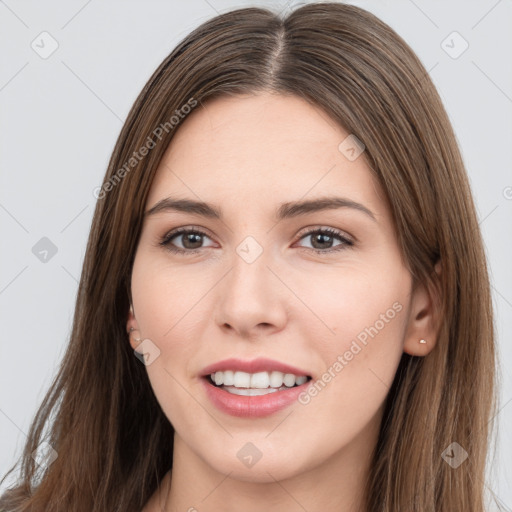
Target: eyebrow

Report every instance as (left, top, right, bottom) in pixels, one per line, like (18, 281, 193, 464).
(145, 195, 377, 222)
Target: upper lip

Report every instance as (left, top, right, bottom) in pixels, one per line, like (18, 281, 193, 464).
(200, 357, 311, 377)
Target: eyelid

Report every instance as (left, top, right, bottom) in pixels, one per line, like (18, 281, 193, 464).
(159, 224, 355, 255)
(161, 224, 353, 242)
(295, 225, 354, 244)
(160, 226, 216, 249)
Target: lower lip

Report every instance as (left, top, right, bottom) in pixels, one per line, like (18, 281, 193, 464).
(201, 377, 311, 418)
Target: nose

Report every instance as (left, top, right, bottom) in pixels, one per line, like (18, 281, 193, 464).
(214, 245, 288, 340)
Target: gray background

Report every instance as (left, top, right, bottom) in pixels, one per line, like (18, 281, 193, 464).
(1, 0, 511, 507)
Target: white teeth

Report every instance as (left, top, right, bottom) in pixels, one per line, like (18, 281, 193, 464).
(283, 373, 296, 387)
(223, 370, 234, 386)
(295, 375, 308, 385)
(222, 386, 281, 396)
(269, 371, 283, 388)
(233, 371, 251, 388)
(250, 371, 270, 389)
(209, 370, 309, 389)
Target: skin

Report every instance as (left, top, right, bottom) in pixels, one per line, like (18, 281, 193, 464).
(127, 92, 440, 512)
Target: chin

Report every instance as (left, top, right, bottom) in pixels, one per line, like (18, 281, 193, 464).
(198, 440, 314, 483)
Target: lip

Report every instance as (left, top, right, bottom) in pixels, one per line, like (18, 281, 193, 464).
(201, 377, 311, 418)
(200, 357, 312, 418)
(200, 357, 310, 378)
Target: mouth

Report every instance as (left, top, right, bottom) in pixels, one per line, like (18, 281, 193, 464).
(199, 359, 313, 418)
(205, 370, 312, 396)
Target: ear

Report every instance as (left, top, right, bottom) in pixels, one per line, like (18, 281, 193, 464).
(403, 261, 442, 356)
(126, 303, 141, 350)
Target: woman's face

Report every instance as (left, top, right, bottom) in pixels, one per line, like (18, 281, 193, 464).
(129, 92, 425, 483)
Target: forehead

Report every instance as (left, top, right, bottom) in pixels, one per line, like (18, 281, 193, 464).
(146, 93, 386, 220)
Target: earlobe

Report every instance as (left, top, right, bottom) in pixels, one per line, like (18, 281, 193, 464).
(403, 263, 442, 356)
(127, 327, 142, 350)
(126, 303, 141, 350)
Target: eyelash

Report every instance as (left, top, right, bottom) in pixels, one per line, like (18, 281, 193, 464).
(158, 226, 354, 256)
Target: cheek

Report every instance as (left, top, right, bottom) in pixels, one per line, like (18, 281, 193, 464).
(130, 255, 206, 402)
(290, 257, 409, 346)
(294, 265, 409, 430)
(130, 257, 206, 427)
(131, 251, 210, 343)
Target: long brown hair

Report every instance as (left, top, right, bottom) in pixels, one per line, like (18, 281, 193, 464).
(0, 3, 498, 511)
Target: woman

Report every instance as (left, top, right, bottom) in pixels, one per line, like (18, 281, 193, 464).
(0, 2, 498, 511)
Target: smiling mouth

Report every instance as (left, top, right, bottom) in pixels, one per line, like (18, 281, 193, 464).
(206, 370, 312, 396)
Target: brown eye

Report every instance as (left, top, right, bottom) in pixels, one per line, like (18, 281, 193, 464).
(296, 227, 353, 254)
(175, 231, 204, 250)
(160, 228, 215, 254)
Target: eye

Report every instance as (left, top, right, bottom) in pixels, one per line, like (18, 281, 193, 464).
(159, 226, 354, 256)
(159, 227, 215, 255)
(295, 227, 354, 254)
